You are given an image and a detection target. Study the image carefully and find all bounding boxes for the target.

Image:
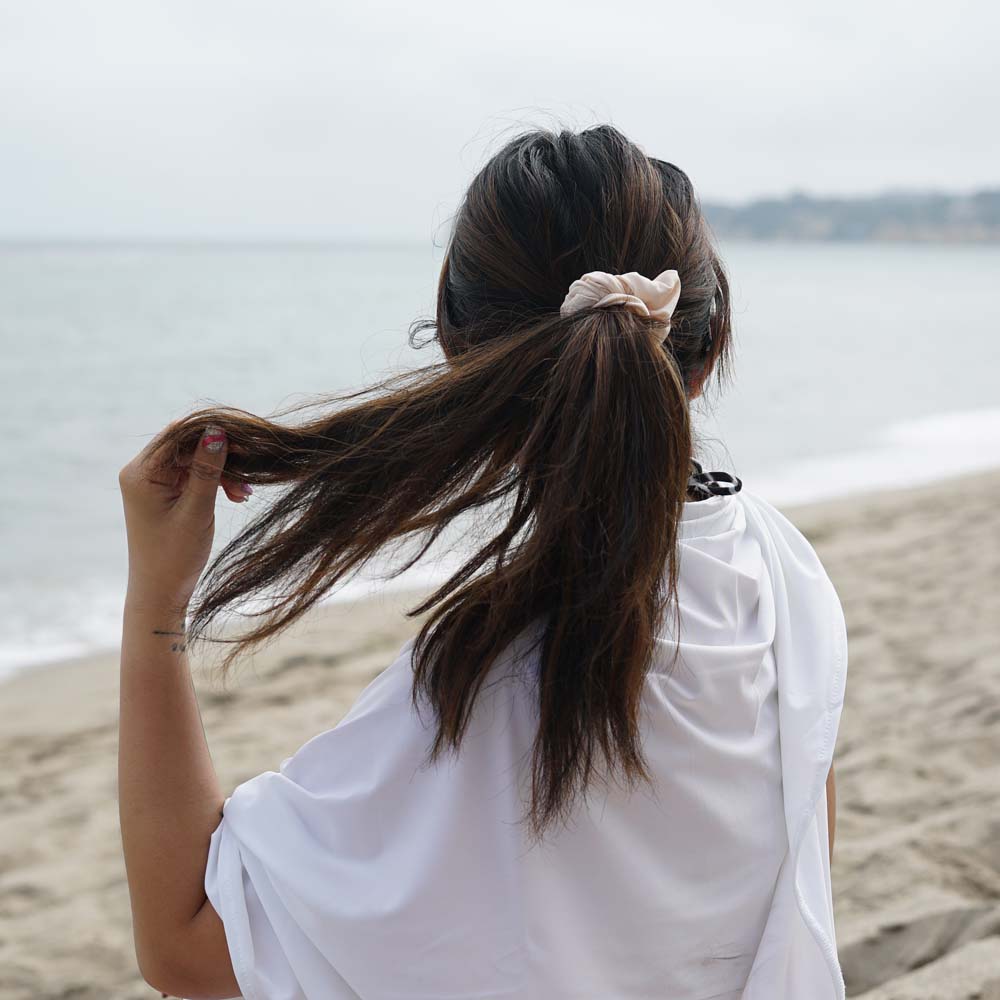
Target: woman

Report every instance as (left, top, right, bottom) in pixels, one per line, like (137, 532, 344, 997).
(117, 124, 848, 999)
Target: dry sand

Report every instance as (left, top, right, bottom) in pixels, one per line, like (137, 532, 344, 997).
(2, 470, 999, 999)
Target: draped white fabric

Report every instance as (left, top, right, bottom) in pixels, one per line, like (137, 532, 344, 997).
(204, 489, 848, 999)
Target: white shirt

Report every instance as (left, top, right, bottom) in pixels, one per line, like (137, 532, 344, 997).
(204, 489, 849, 999)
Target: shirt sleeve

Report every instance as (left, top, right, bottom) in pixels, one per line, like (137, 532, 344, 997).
(737, 490, 849, 999)
(202, 637, 424, 1000)
(205, 797, 350, 1000)
(201, 622, 540, 1000)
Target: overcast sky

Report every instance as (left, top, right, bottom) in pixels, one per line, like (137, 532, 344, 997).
(1, 0, 996, 242)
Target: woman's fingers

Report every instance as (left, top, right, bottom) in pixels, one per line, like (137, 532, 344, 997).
(221, 474, 254, 503)
(140, 423, 251, 504)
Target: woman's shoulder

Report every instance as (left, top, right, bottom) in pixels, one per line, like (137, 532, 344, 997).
(271, 636, 425, 781)
(737, 490, 834, 572)
(263, 624, 541, 796)
(737, 488, 815, 544)
(735, 489, 847, 624)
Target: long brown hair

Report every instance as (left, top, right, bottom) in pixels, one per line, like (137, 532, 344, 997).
(150, 124, 733, 842)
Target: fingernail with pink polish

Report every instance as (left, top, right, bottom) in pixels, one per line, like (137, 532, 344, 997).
(240, 482, 254, 495)
(202, 426, 226, 452)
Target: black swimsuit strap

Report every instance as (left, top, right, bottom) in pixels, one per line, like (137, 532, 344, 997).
(688, 458, 743, 500)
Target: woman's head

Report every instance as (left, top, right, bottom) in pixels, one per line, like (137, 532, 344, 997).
(434, 125, 731, 391)
(149, 123, 732, 843)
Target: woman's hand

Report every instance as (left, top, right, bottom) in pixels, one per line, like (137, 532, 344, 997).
(118, 422, 251, 613)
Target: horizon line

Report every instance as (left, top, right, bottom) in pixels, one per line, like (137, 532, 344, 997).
(2, 185, 998, 248)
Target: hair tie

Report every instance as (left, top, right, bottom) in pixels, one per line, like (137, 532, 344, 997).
(559, 268, 681, 334)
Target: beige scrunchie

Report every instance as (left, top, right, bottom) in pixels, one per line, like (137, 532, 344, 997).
(559, 268, 682, 334)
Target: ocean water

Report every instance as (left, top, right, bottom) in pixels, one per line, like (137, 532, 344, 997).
(2, 241, 999, 678)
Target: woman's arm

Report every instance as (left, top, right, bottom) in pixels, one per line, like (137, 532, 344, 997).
(117, 423, 249, 998)
(826, 762, 836, 866)
(118, 596, 239, 998)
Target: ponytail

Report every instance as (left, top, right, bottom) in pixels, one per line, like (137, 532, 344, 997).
(151, 301, 690, 842)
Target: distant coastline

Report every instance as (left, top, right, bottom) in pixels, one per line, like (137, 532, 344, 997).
(3, 189, 1000, 246)
(704, 188, 1000, 242)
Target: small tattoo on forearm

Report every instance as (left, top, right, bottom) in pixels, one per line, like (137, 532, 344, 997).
(152, 628, 188, 652)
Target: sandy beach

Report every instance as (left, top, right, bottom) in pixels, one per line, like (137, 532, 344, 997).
(2, 470, 999, 1000)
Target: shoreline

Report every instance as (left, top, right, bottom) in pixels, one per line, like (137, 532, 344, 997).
(6, 455, 1000, 687)
(3, 465, 1000, 998)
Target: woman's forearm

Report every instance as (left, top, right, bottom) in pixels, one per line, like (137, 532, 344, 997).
(118, 591, 225, 981)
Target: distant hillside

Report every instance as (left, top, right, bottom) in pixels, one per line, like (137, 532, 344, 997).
(703, 189, 1000, 242)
